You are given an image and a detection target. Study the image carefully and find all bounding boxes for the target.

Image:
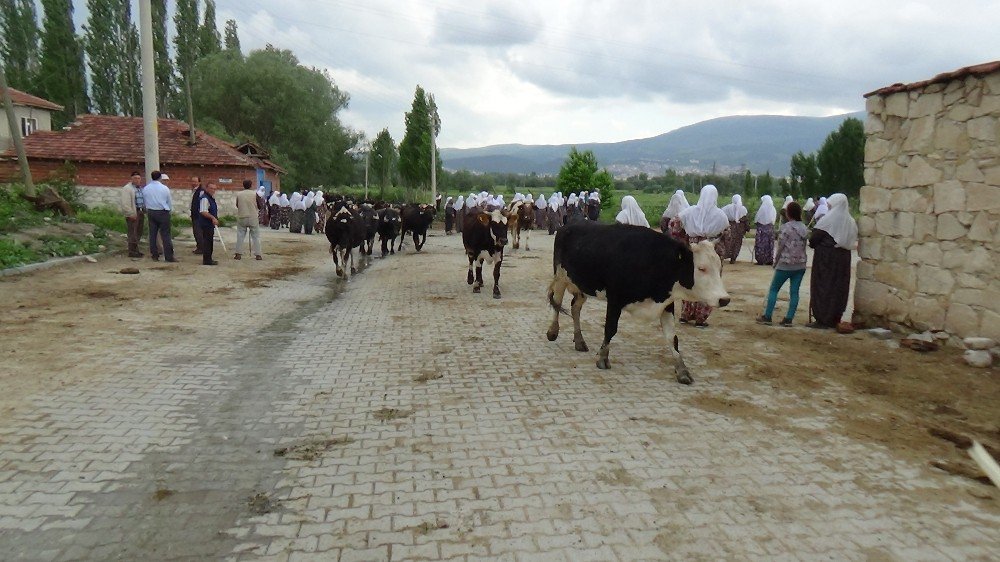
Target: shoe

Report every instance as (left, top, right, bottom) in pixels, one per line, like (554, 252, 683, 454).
(193, 249, 203, 254)
(203, 260, 219, 266)
(805, 322, 829, 329)
(780, 318, 793, 327)
(695, 321, 709, 328)
(128, 253, 142, 258)
(234, 253, 242, 260)
(151, 255, 160, 261)
(756, 315, 772, 325)
(679, 317, 689, 324)
(165, 258, 179, 263)
(255, 255, 263, 261)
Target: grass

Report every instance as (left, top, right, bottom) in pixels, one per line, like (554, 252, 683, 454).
(0, 185, 47, 234)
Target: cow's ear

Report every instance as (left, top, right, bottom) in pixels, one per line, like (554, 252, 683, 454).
(478, 213, 490, 226)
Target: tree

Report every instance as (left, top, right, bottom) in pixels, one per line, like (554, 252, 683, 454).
(556, 147, 614, 208)
(817, 117, 864, 199)
(173, 0, 200, 144)
(151, 0, 174, 117)
(191, 46, 358, 189)
(0, 0, 40, 90)
(223, 19, 240, 54)
(370, 128, 397, 198)
(198, 0, 221, 58)
(789, 151, 819, 200)
(37, 0, 88, 127)
(84, 0, 125, 114)
(115, 0, 141, 116)
(398, 85, 442, 194)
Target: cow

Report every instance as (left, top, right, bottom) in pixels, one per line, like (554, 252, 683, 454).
(358, 204, 378, 256)
(546, 222, 730, 384)
(325, 201, 366, 278)
(377, 207, 402, 257)
(507, 200, 535, 251)
(462, 209, 509, 299)
(398, 204, 436, 252)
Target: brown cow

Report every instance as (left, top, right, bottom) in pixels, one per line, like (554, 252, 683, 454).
(507, 199, 535, 251)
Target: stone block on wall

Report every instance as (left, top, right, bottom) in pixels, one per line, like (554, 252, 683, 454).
(902, 116, 935, 152)
(932, 180, 965, 213)
(955, 159, 985, 182)
(945, 302, 980, 337)
(912, 214, 936, 242)
(933, 119, 970, 153)
(875, 262, 917, 293)
(865, 138, 894, 162)
(854, 279, 893, 316)
(864, 115, 885, 135)
(973, 91, 1000, 118)
(981, 310, 1000, 342)
(858, 215, 876, 237)
(968, 211, 995, 241)
(885, 92, 909, 117)
(909, 92, 943, 118)
(967, 116, 998, 143)
(935, 213, 967, 240)
(860, 186, 891, 213)
(947, 105, 973, 122)
(874, 211, 915, 237)
(866, 95, 885, 115)
(906, 242, 942, 266)
(881, 237, 909, 262)
(878, 160, 905, 188)
(858, 237, 881, 260)
(956, 272, 987, 289)
(966, 182, 1000, 211)
(915, 265, 955, 295)
(907, 296, 946, 332)
(890, 188, 929, 212)
(904, 156, 943, 187)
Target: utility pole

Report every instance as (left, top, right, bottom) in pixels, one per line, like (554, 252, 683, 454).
(364, 145, 369, 200)
(0, 63, 36, 197)
(428, 93, 437, 206)
(138, 0, 160, 180)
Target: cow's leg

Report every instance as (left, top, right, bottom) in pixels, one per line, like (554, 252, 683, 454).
(350, 247, 358, 275)
(380, 235, 388, 257)
(661, 305, 692, 384)
(413, 231, 421, 252)
(419, 231, 427, 251)
(491, 253, 502, 299)
(474, 258, 484, 292)
(466, 254, 475, 285)
(332, 247, 343, 278)
(597, 301, 623, 369)
(512, 225, 519, 250)
(390, 236, 396, 254)
(397, 231, 405, 252)
(524, 228, 530, 251)
(570, 289, 588, 352)
(546, 272, 568, 341)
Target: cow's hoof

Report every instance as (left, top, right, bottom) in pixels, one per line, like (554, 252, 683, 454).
(546, 330, 558, 341)
(473, 286, 481, 293)
(574, 341, 589, 352)
(350, 267, 357, 275)
(596, 358, 610, 369)
(493, 292, 501, 300)
(467, 275, 474, 285)
(676, 371, 693, 385)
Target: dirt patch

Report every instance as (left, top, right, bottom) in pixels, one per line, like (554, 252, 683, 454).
(207, 286, 235, 295)
(414, 371, 444, 383)
(373, 407, 412, 421)
(273, 436, 354, 461)
(83, 289, 118, 299)
(246, 492, 275, 515)
(152, 488, 175, 501)
(596, 467, 638, 487)
(407, 519, 450, 535)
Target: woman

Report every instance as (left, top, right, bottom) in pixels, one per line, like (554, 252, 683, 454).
(753, 195, 777, 265)
(454, 195, 465, 234)
(808, 193, 857, 329)
(757, 202, 808, 326)
(534, 194, 547, 228)
(314, 191, 327, 234)
(720, 194, 749, 263)
(810, 196, 829, 225)
(659, 190, 689, 233)
(779, 195, 793, 226)
(566, 193, 585, 225)
(444, 197, 456, 234)
(586, 192, 601, 221)
(615, 195, 649, 227)
(268, 190, 282, 230)
(289, 192, 305, 233)
(279, 193, 291, 228)
(256, 187, 269, 226)
(802, 197, 816, 223)
(303, 191, 316, 234)
(670, 185, 730, 327)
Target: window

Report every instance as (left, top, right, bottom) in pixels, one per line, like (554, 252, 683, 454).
(20, 117, 37, 137)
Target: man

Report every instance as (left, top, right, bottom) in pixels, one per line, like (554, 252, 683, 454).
(144, 171, 177, 262)
(189, 176, 206, 254)
(120, 171, 145, 258)
(234, 179, 263, 260)
(198, 182, 220, 265)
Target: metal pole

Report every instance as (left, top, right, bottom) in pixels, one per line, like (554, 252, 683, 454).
(0, 63, 35, 197)
(138, 0, 159, 179)
(429, 118, 436, 206)
(364, 147, 369, 200)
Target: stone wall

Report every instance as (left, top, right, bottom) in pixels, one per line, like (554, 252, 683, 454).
(80, 186, 242, 218)
(856, 72, 1000, 341)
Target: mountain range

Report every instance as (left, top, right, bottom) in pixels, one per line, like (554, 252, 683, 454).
(440, 111, 865, 177)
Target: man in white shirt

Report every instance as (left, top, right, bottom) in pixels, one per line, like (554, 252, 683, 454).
(143, 170, 177, 262)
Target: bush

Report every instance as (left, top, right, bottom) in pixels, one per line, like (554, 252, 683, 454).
(0, 239, 40, 268)
(76, 206, 128, 234)
(0, 184, 45, 233)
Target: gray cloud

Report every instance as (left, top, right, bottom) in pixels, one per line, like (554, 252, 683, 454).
(435, 3, 542, 46)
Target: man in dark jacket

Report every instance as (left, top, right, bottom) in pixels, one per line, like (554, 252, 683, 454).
(190, 176, 206, 254)
(197, 182, 220, 265)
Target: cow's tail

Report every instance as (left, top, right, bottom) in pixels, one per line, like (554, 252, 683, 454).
(547, 281, 568, 316)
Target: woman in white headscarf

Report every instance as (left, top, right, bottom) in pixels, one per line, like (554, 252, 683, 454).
(454, 195, 465, 234)
(671, 185, 730, 327)
(567, 193, 586, 225)
(256, 187, 269, 226)
(314, 191, 327, 234)
(586, 191, 601, 221)
(808, 193, 858, 329)
(719, 194, 749, 264)
(810, 196, 829, 225)
(659, 190, 688, 233)
(546, 193, 561, 234)
(303, 191, 317, 234)
(268, 190, 282, 230)
(615, 195, 649, 227)
(534, 193, 547, 228)
(289, 192, 305, 233)
(444, 197, 456, 234)
(752, 195, 777, 265)
(802, 197, 816, 222)
(279, 193, 291, 228)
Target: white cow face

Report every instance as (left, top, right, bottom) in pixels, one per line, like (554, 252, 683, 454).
(678, 240, 730, 307)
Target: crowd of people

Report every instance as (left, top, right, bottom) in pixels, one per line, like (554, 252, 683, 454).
(442, 190, 603, 235)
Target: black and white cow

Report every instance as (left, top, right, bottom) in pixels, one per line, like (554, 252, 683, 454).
(359, 204, 378, 256)
(398, 204, 436, 252)
(325, 201, 365, 278)
(462, 209, 508, 299)
(546, 222, 729, 384)
(377, 207, 402, 257)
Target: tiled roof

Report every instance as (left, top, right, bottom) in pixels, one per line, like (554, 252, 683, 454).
(2, 87, 63, 111)
(2, 114, 280, 170)
(865, 60, 1000, 97)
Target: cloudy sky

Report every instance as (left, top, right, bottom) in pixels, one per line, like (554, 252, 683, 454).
(203, 1, 998, 147)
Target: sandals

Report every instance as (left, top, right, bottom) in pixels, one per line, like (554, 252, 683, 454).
(234, 253, 241, 260)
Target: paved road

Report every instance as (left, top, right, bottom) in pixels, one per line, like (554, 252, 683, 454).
(1, 230, 998, 561)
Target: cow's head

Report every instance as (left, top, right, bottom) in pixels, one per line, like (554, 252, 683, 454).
(478, 210, 508, 248)
(673, 240, 730, 307)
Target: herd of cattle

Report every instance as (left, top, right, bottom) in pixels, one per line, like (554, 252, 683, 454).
(320, 195, 730, 385)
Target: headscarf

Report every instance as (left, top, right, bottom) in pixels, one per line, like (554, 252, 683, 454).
(755, 195, 777, 225)
(722, 195, 748, 221)
(279, 194, 290, 207)
(290, 192, 304, 211)
(445, 196, 453, 208)
(679, 184, 729, 237)
(268, 191, 281, 206)
(454, 195, 464, 211)
(303, 191, 315, 208)
(548, 193, 560, 209)
(813, 197, 829, 220)
(314, 191, 325, 206)
(525, 193, 533, 202)
(782, 195, 793, 210)
(581, 191, 589, 202)
(803, 197, 815, 211)
(513, 193, 524, 203)
(589, 191, 601, 202)
(814, 193, 857, 249)
(494, 194, 504, 207)
(661, 190, 689, 219)
(567, 193, 579, 207)
(256, 187, 266, 199)
(615, 195, 649, 227)
(535, 194, 547, 210)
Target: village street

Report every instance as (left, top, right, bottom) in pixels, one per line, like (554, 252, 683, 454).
(0, 228, 998, 561)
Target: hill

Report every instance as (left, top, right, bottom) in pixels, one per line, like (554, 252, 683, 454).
(441, 112, 865, 177)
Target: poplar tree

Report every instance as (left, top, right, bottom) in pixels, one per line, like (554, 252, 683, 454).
(84, 0, 119, 114)
(37, 0, 89, 126)
(0, 0, 40, 90)
(116, 0, 141, 116)
(370, 128, 397, 198)
(152, 0, 174, 117)
(198, 0, 221, 58)
(398, 85, 441, 191)
(173, 0, 199, 143)
(223, 19, 240, 54)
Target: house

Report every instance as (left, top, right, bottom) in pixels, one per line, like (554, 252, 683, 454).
(0, 114, 285, 215)
(0, 87, 63, 151)
(855, 60, 1000, 342)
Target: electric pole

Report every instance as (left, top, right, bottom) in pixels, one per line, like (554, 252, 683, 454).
(428, 93, 438, 206)
(364, 145, 369, 200)
(139, 0, 160, 179)
(0, 63, 35, 197)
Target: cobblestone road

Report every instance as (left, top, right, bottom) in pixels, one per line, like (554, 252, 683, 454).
(1, 231, 998, 561)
